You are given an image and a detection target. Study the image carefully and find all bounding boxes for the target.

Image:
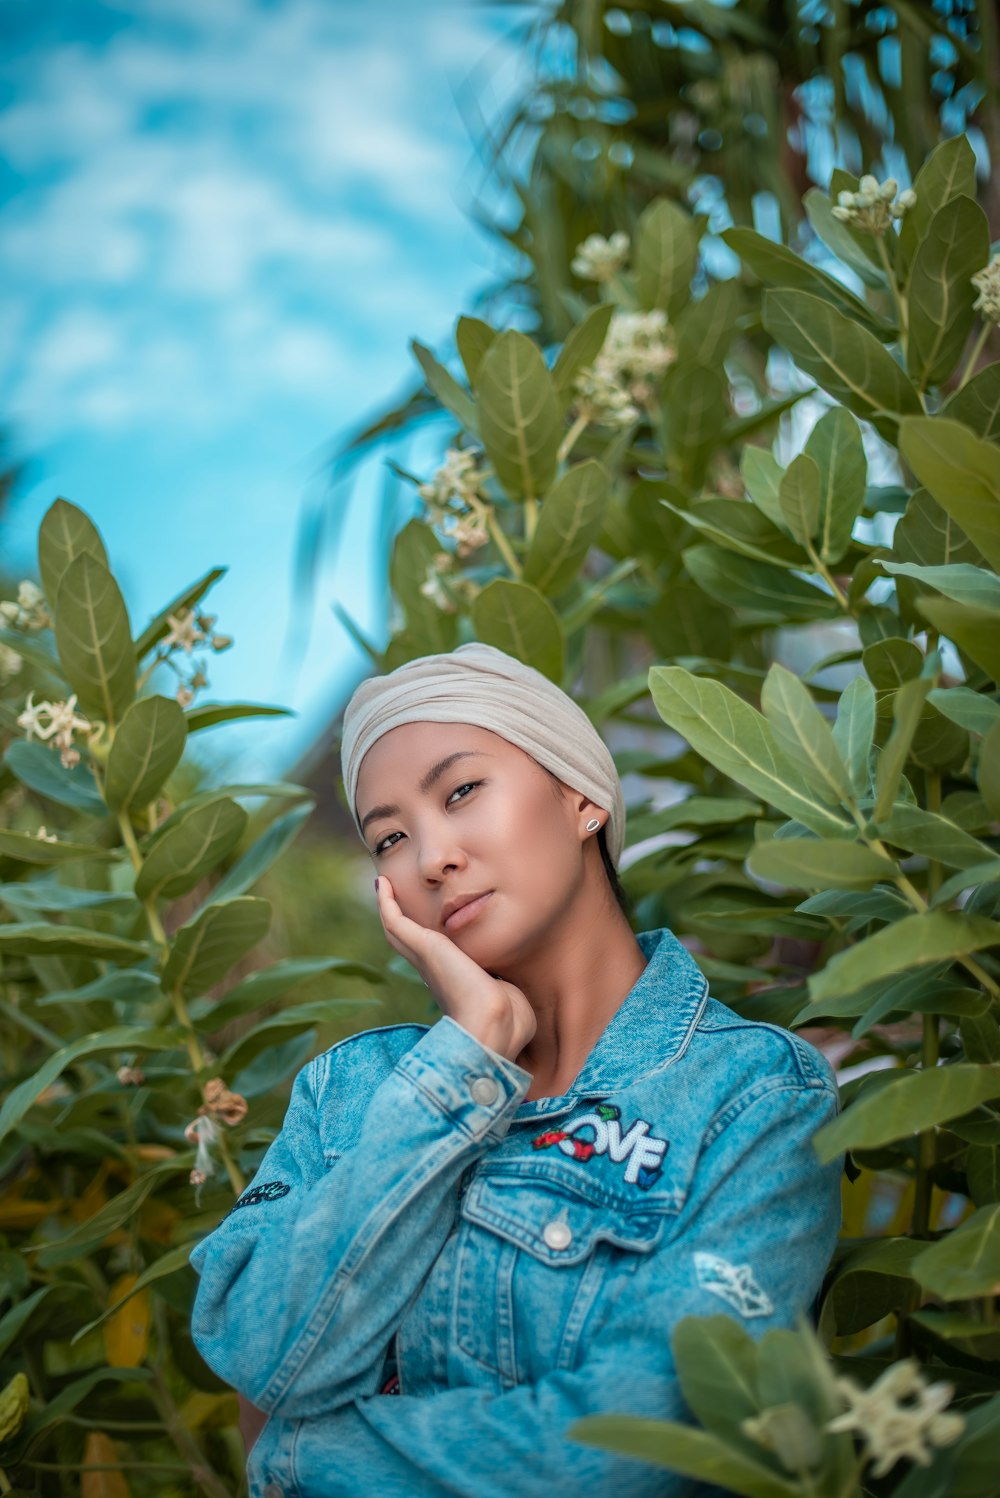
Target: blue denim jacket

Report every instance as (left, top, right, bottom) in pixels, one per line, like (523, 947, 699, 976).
(189, 926, 843, 1498)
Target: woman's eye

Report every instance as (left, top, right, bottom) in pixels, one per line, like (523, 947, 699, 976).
(373, 782, 482, 856)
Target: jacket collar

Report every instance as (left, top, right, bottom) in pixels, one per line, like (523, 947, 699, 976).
(515, 926, 710, 1121)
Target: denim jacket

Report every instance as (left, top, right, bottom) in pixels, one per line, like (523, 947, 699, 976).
(189, 926, 843, 1498)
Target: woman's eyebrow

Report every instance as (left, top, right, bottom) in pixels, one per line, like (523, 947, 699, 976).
(360, 750, 494, 834)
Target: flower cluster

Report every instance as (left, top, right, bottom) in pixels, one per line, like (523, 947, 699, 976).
(17, 691, 93, 769)
(831, 175, 916, 234)
(163, 607, 232, 707)
(0, 642, 22, 684)
(184, 1077, 249, 1187)
(418, 448, 494, 559)
(571, 230, 630, 282)
(971, 252, 1000, 325)
(0, 579, 50, 632)
(824, 1359, 964, 1477)
(573, 308, 676, 426)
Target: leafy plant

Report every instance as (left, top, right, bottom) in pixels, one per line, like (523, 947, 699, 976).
(0, 505, 384, 1495)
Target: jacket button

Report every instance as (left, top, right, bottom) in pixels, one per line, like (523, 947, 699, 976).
(543, 1220, 573, 1251)
(470, 1076, 500, 1105)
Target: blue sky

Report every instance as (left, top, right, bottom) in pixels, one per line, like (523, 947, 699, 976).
(1, 0, 533, 783)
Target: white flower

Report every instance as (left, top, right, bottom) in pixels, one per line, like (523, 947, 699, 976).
(573, 308, 675, 424)
(971, 252, 1000, 324)
(419, 565, 458, 613)
(571, 230, 630, 282)
(34, 825, 59, 842)
(830, 174, 915, 233)
(418, 447, 488, 511)
(116, 1065, 145, 1086)
(164, 608, 207, 654)
(0, 642, 23, 682)
(175, 685, 194, 707)
(824, 1359, 965, 1478)
(0, 579, 50, 632)
(17, 691, 93, 767)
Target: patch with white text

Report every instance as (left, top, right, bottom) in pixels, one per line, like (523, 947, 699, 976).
(531, 1102, 669, 1190)
(694, 1251, 773, 1318)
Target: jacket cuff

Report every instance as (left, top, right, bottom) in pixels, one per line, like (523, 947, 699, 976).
(394, 1014, 532, 1142)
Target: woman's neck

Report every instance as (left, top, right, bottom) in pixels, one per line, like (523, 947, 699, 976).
(511, 908, 648, 1099)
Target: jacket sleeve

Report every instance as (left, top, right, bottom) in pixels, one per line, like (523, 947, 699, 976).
(250, 1077, 844, 1498)
(188, 1016, 532, 1418)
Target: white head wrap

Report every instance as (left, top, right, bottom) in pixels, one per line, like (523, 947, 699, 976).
(340, 642, 626, 866)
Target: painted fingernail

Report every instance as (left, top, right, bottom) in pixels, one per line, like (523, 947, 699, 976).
(374, 878, 380, 892)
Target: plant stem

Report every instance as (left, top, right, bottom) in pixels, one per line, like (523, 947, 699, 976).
(875, 233, 907, 345)
(149, 1364, 232, 1498)
(958, 322, 991, 390)
(912, 1012, 940, 1241)
(485, 512, 522, 578)
(557, 411, 589, 464)
(524, 497, 538, 544)
(218, 1128, 246, 1196)
(805, 540, 851, 611)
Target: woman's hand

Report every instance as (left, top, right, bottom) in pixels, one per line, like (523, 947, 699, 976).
(375, 876, 536, 1062)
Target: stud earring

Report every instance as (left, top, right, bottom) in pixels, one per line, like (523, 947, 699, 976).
(586, 818, 601, 832)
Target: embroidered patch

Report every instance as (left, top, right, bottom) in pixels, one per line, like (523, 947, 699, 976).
(693, 1251, 773, 1318)
(531, 1103, 669, 1190)
(228, 1179, 291, 1215)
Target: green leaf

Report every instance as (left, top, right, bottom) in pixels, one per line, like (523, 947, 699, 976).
(184, 702, 293, 733)
(0, 924, 148, 960)
(722, 226, 890, 335)
(37, 498, 109, 617)
(72, 1243, 195, 1341)
(135, 797, 248, 902)
(814, 1064, 1000, 1165)
(389, 518, 459, 653)
(820, 1237, 923, 1337)
(899, 417, 1000, 572)
(0, 881, 135, 916)
(669, 1316, 758, 1441)
(522, 461, 609, 595)
(635, 198, 697, 319)
(863, 637, 923, 690)
(927, 686, 1000, 737)
(133, 566, 227, 660)
(778, 455, 814, 551)
(0, 1284, 86, 1361)
(455, 315, 496, 386)
(873, 673, 934, 822)
(803, 406, 868, 564)
(0, 1026, 182, 1144)
(675, 280, 742, 366)
(906, 196, 991, 390)
(762, 289, 922, 442)
(471, 578, 564, 683)
(551, 303, 614, 399)
(740, 447, 786, 532)
(898, 133, 978, 282)
(883, 561, 1000, 613)
(803, 187, 887, 288)
(967, 1143, 1000, 1206)
(662, 362, 728, 470)
(807, 911, 1000, 1008)
(569, 1416, 800, 1498)
(37, 970, 161, 1009)
(0, 829, 118, 865)
(942, 359, 1000, 444)
(476, 331, 560, 501)
(205, 800, 314, 905)
(916, 596, 1000, 684)
(891, 489, 984, 584)
(878, 805, 997, 868)
(162, 896, 272, 1000)
(36, 1160, 189, 1268)
(53, 552, 136, 726)
(660, 495, 804, 569)
(104, 695, 188, 815)
(683, 545, 841, 622)
(932, 858, 1000, 910)
(648, 665, 851, 837)
(980, 721, 1000, 820)
(2, 740, 106, 814)
(912, 1203, 1000, 1300)
(219, 997, 373, 1070)
(760, 663, 853, 803)
(749, 838, 896, 890)
(832, 676, 876, 796)
(190, 954, 383, 1028)
(410, 339, 478, 433)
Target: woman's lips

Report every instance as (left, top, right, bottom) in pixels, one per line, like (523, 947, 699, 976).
(444, 890, 494, 932)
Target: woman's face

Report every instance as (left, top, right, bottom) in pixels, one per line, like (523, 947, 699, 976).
(355, 720, 597, 965)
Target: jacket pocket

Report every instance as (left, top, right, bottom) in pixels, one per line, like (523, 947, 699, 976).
(453, 1168, 667, 1388)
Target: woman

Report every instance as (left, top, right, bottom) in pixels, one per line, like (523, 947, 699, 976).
(189, 642, 843, 1498)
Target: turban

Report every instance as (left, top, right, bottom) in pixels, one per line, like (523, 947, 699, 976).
(340, 642, 626, 866)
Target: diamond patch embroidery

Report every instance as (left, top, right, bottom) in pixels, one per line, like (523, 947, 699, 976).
(693, 1251, 773, 1318)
